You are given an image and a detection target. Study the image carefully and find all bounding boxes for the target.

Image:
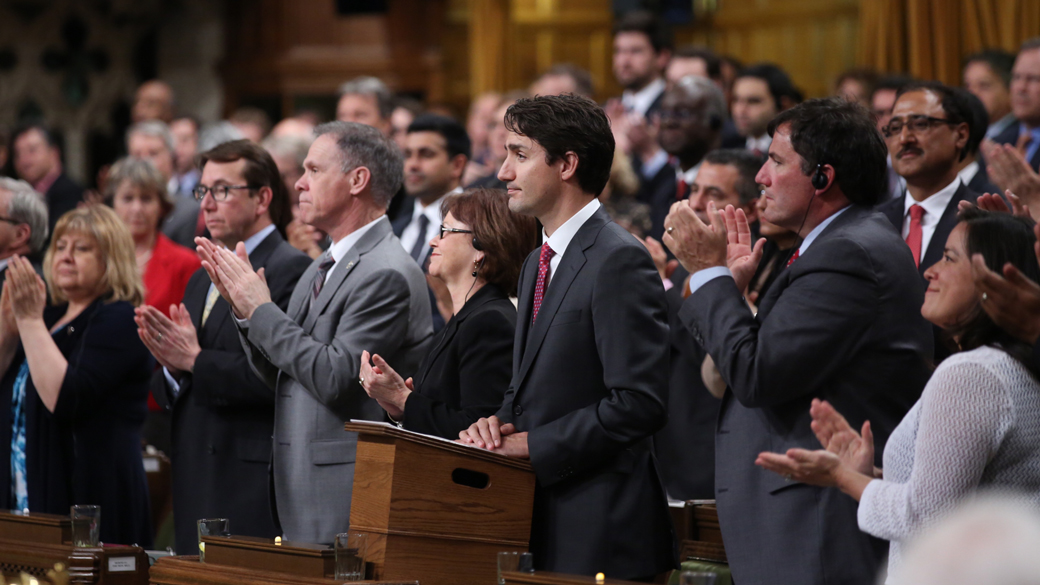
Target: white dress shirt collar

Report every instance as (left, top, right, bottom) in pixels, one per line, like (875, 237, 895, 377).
(542, 198, 602, 284)
(746, 134, 772, 153)
(242, 224, 277, 256)
(677, 161, 702, 185)
(956, 161, 980, 187)
(621, 78, 666, 117)
(329, 215, 386, 266)
(900, 176, 961, 253)
(798, 205, 851, 256)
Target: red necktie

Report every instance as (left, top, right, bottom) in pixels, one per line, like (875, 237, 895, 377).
(676, 178, 690, 201)
(786, 248, 800, 267)
(906, 204, 924, 267)
(531, 243, 556, 324)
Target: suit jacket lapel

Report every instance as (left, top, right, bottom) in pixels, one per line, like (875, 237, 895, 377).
(881, 194, 905, 229)
(919, 183, 972, 275)
(514, 251, 538, 352)
(514, 210, 604, 389)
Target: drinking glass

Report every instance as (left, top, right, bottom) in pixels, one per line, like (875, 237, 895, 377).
(334, 531, 367, 581)
(197, 518, 230, 562)
(70, 505, 100, 547)
(679, 571, 717, 585)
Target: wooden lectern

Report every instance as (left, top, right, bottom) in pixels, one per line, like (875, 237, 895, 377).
(0, 510, 149, 585)
(344, 421, 536, 585)
(677, 501, 726, 564)
(501, 571, 647, 585)
(148, 555, 420, 585)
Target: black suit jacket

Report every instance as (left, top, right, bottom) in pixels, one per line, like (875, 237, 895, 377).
(152, 230, 311, 554)
(992, 123, 1040, 172)
(637, 160, 680, 242)
(45, 173, 84, 238)
(680, 205, 933, 585)
(401, 283, 514, 438)
(495, 206, 675, 579)
(966, 164, 1000, 196)
(391, 205, 447, 333)
(653, 265, 720, 500)
(878, 182, 979, 277)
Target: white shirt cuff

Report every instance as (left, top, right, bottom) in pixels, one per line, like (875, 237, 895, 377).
(687, 266, 733, 296)
(163, 367, 181, 397)
(640, 149, 670, 180)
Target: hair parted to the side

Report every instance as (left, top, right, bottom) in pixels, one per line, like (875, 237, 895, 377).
(441, 188, 539, 297)
(768, 97, 888, 206)
(44, 205, 144, 307)
(105, 156, 175, 226)
(197, 139, 293, 238)
(503, 94, 615, 196)
(313, 121, 404, 209)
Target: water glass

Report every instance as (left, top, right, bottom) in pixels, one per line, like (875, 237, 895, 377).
(70, 505, 100, 547)
(497, 551, 533, 584)
(679, 571, 717, 585)
(334, 531, 367, 581)
(197, 518, 230, 562)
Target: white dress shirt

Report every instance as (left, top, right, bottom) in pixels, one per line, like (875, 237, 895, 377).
(542, 198, 602, 285)
(398, 187, 462, 261)
(901, 177, 961, 258)
(678, 161, 702, 186)
(325, 215, 385, 283)
(745, 134, 772, 154)
(621, 78, 666, 117)
(957, 160, 980, 187)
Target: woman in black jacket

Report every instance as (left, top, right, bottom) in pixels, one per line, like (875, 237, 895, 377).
(0, 205, 152, 546)
(361, 188, 538, 439)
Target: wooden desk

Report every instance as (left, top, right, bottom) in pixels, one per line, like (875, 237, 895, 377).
(677, 502, 726, 564)
(501, 571, 646, 585)
(148, 556, 419, 585)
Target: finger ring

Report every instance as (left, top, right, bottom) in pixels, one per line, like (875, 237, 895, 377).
(359, 377, 365, 385)
(157, 333, 163, 342)
(981, 292, 988, 302)
(784, 474, 792, 482)
(667, 226, 675, 233)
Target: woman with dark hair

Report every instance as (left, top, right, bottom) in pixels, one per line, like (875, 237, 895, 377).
(757, 208, 1040, 581)
(360, 188, 538, 439)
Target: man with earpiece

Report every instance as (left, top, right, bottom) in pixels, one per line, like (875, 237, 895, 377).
(635, 75, 729, 241)
(662, 98, 934, 585)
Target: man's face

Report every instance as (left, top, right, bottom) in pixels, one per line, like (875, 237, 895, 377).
(198, 159, 264, 246)
(732, 77, 777, 138)
(530, 74, 579, 97)
(687, 161, 755, 223)
(963, 61, 1012, 122)
(657, 88, 716, 158)
(665, 57, 709, 87)
(755, 125, 814, 233)
(1010, 48, 1040, 126)
(269, 151, 303, 207)
(836, 78, 870, 108)
(485, 103, 512, 167)
(132, 82, 173, 123)
(295, 134, 355, 232)
(403, 131, 462, 203)
(128, 133, 174, 181)
(613, 32, 664, 91)
(872, 88, 898, 132)
(497, 133, 562, 219)
(887, 90, 968, 186)
(170, 119, 198, 174)
(336, 94, 391, 135)
(390, 107, 415, 150)
(13, 129, 58, 185)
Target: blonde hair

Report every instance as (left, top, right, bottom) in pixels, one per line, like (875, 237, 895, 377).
(44, 205, 144, 306)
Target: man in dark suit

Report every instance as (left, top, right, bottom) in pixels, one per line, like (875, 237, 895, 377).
(11, 124, 82, 240)
(663, 98, 933, 585)
(612, 11, 671, 119)
(878, 82, 981, 276)
(636, 76, 727, 241)
(958, 88, 1001, 195)
(135, 140, 311, 554)
(731, 64, 799, 155)
(991, 38, 1040, 172)
(0, 178, 48, 285)
(460, 95, 675, 581)
(391, 114, 471, 332)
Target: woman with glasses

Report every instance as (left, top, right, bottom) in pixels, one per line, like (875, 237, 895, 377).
(0, 205, 153, 546)
(360, 188, 538, 439)
(108, 157, 200, 318)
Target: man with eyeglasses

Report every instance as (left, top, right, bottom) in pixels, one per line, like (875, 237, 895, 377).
(636, 75, 728, 241)
(135, 139, 311, 554)
(0, 178, 49, 284)
(878, 82, 981, 280)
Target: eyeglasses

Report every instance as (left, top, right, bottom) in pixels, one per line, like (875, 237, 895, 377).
(439, 225, 473, 239)
(881, 115, 959, 138)
(0, 216, 23, 226)
(192, 185, 255, 201)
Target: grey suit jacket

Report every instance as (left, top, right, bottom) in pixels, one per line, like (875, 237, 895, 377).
(239, 216, 432, 543)
(680, 205, 933, 585)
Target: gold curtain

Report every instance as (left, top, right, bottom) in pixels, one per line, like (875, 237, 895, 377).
(858, 0, 1040, 84)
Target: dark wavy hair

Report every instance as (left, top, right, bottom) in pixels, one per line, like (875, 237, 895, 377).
(948, 208, 1040, 376)
(441, 188, 539, 297)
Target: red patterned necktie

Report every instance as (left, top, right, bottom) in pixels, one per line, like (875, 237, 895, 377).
(676, 178, 690, 201)
(906, 204, 924, 267)
(786, 248, 800, 267)
(531, 243, 556, 324)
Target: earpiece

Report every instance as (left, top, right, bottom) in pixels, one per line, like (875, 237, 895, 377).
(811, 164, 828, 190)
(472, 236, 483, 251)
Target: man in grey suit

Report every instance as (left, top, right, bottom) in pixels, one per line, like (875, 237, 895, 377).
(663, 98, 933, 585)
(197, 121, 433, 544)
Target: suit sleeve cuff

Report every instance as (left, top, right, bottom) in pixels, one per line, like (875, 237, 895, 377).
(687, 266, 732, 296)
(162, 367, 181, 397)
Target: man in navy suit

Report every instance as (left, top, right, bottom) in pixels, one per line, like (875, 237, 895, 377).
(992, 38, 1040, 172)
(460, 95, 675, 581)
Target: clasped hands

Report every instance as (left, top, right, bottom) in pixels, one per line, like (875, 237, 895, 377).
(134, 303, 201, 377)
(662, 200, 766, 294)
(358, 350, 413, 419)
(0, 255, 47, 343)
(457, 416, 529, 459)
(194, 237, 272, 321)
(755, 399, 879, 494)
